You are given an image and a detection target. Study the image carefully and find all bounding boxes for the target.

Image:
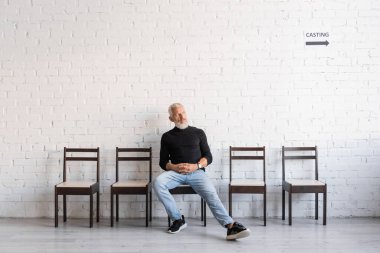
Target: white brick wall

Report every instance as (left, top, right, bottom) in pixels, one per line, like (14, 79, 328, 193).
(0, 0, 379, 218)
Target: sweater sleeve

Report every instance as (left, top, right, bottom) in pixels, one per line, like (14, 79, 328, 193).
(159, 134, 170, 170)
(199, 129, 213, 165)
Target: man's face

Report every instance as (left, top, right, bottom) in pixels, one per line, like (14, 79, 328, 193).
(169, 106, 188, 129)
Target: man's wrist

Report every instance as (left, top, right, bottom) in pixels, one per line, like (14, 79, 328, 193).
(166, 162, 175, 171)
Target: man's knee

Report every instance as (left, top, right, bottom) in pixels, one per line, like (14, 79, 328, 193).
(153, 173, 167, 193)
(153, 178, 162, 193)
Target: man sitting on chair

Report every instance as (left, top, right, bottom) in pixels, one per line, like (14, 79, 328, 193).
(153, 103, 251, 240)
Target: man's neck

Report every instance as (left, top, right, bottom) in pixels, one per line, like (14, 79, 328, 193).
(174, 124, 189, 130)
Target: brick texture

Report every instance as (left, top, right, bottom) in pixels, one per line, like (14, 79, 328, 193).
(0, 0, 379, 218)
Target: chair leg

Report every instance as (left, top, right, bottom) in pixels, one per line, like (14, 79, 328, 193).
(264, 191, 267, 226)
(96, 191, 99, 222)
(90, 194, 93, 228)
(203, 199, 206, 227)
(288, 191, 292, 226)
(282, 189, 285, 220)
(229, 190, 232, 217)
(55, 187, 58, 227)
(110, 190, 113, 227)
(116, 194, 119, 222)
(63, 194, 67, 222)
(315, 193, 319, 220)
(201, 198, 204, 221)
(149, 191, 152, 221)
(323, 186, 327, 225)
(145, 193, 148, 227)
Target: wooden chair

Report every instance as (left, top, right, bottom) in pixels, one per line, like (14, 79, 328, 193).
(282, 146, 327, 225)
(55, 147, 100, 228)
(229, 146, 266, 226)
(110, 147, 152, 227)
(168, 185, 207, 227)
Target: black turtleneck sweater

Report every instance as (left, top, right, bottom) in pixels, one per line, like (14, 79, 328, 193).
(159, 126, 213, 170)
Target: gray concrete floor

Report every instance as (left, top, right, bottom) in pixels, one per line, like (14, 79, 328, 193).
(0, 217, 379, 253)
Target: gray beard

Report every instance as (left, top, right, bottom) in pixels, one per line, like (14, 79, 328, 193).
(175, 122, 189, 129)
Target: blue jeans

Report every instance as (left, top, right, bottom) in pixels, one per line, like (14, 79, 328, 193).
(153, 169, 233, 227)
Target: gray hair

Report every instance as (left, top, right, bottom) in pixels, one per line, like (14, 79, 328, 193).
(168, 103, 184, 117)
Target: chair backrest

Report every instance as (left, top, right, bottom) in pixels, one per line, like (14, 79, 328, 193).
(63, 147, 100, 182)
(282, 146, 318, 181)
(229, 146, 266, 183)
(116, 147, 152, 182)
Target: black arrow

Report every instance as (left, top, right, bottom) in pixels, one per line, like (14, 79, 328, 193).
(306, 40, 329, 46)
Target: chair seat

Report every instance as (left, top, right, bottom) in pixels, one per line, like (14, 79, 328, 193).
(286, 179, 325, 186)
(175, 184, 192, 188)
(112, 180, 149, 188)
(56, 181, 96, 188)
(230, 179, 265, 186)
(169, 184, 197, 194)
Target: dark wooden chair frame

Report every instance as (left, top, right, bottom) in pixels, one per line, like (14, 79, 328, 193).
(110, 147, 152, 227)
(229, 146, 267, 226)
(55, 147, 100, 228)
(282, 146, 327, 225)
(168, 185, 207, 227)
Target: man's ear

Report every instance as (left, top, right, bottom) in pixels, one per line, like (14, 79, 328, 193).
(169, 116, 174, 122)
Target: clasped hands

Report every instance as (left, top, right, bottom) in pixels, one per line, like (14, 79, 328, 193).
(176, 163, 198, 175)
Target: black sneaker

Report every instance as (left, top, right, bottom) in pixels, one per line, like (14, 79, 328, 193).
(168, 215, 187, 234)
(226, 222, 251, 240)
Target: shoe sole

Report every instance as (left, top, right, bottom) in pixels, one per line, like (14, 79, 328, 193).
(167, 223, 187, 234)
(226, 229, 251, 240)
